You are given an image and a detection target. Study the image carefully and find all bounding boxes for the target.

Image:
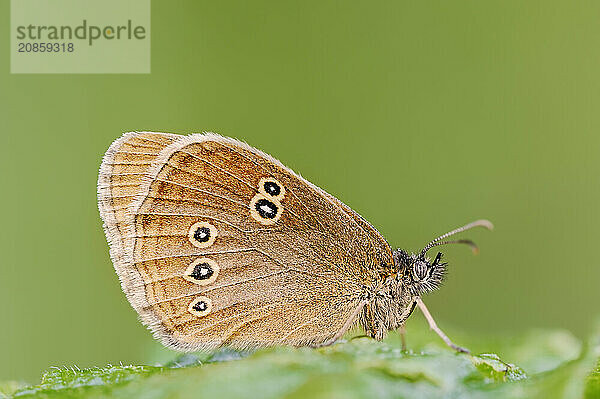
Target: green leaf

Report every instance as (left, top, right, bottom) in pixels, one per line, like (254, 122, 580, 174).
(0, 381, 27, 398)
(7, 322, 599, 399)
(11, 365, 164, 398)
(470, 353, 526, 383)
(585, 359, 600, 399)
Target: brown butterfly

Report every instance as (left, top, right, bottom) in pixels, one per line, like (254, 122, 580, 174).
(97, 132, 492, 353)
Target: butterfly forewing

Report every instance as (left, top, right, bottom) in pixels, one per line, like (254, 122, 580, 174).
(99, 132, 394, 350)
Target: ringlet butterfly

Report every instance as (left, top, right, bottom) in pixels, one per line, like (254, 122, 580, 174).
(97, 132, 492, 353)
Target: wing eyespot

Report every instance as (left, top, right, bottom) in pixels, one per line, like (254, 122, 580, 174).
(183, 258, 220, 285)
(259, 177, 285, 200)
(249, 194, 282, 225)
(188, 296, 212, 317)
(188, 221, 218, 248)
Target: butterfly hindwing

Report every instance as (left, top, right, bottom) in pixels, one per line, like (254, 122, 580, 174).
(99, 132, 395, 350)
(97, 132, 180, 307)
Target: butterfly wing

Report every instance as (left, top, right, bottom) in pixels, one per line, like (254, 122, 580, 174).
(98, 132, 180, 306)
(99, 132, 394, 350)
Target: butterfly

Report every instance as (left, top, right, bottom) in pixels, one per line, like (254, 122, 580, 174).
(97, 131, 492, 353)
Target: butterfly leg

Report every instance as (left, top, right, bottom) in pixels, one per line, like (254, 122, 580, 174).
(399, 324, 407, 351)
(416, 297, 470, 354)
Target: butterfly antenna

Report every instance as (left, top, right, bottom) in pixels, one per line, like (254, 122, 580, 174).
(420, 220, 493, 258)
(424, 239, 480, 255)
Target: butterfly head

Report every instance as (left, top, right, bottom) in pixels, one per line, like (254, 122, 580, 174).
(393, 219, 494, 297)
(393, 250, 446, 296)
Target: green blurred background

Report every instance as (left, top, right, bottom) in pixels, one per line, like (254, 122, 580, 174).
(2, 0, 599, 382)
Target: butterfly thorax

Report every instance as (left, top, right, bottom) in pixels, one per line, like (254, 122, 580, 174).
(358, 276, 414, 340)
(359, 249, 447, 340)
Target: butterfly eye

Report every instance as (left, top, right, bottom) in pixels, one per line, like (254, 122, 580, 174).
(188, 296, 212, 317)
(249, 194, 283, 225)
(259, 177, 285, 200)
(188, 221, 218, 248)
(184, 258, 220, 285)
